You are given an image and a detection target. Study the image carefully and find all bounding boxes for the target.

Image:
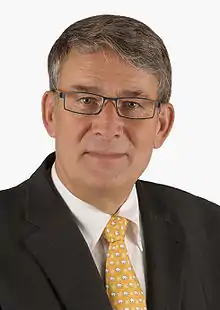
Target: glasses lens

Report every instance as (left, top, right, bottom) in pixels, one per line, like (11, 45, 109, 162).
(65, 92, 102, 114)
(118, 98, 155, 118)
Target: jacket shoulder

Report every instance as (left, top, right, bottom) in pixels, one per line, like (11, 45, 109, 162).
(137, 179, 220, 244)
(137, 179, 220, 216)
(0, 181, 27, 226)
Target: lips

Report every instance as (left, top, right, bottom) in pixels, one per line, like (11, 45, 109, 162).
(85, 152, 125, 159)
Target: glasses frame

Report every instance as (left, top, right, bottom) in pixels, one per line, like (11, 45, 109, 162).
(53, 89, 161, 120)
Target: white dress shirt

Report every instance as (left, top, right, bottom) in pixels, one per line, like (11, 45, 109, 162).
(51, 163, 146, 294)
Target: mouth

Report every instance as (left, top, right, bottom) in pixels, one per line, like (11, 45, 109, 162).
(84, 152, 126, 159)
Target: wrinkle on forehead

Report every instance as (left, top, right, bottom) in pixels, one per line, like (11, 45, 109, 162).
(59, 48, 159, 99)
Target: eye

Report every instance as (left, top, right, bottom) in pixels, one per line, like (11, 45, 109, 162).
(123, 101, 141, 109)
(79, 97, 97, 105)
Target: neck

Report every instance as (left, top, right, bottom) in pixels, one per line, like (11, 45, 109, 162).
(54, 162, 134, 215)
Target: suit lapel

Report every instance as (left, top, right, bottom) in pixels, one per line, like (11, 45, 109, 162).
(136, 180, 185, 310)
(22, 152, 185, 310)
(22, 153, 112, 310)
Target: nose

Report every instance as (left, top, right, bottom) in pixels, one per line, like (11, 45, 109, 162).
(91, 99, 124, 139)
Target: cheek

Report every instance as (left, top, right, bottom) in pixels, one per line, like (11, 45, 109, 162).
(131, 123, 156, 150)
(129, 125, 156, 166)
(137, 137, 154, 162)
(55, 114, 89, 148)
(54, 114, 75, 147)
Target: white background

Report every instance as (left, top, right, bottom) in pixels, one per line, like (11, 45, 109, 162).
(0, 0, 219, 204)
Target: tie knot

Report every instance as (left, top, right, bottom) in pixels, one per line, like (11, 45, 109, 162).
(103, 215, 128, 243)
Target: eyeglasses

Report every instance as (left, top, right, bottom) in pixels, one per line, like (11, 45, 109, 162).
(53, 90, 161, 119)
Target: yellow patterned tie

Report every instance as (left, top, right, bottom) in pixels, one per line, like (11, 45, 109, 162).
(103, 215, 147, 310)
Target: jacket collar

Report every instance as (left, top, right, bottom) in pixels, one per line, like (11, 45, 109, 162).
(23, 152, 185, 310)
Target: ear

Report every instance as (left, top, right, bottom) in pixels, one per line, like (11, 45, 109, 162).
(41, 91, 57, 138)
(153, 103, 175, 149)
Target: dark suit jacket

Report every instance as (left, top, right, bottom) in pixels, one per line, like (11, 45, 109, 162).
(1, 152, 220, 310)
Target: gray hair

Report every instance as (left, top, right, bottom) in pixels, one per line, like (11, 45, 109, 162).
(48, 14, 172, 103)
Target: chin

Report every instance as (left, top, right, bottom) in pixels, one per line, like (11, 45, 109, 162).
(86, 171, 127, 189)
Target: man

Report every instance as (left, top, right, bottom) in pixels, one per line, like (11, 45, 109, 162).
(0, 14, 220, 310)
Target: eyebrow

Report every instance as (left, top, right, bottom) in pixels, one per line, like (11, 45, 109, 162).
(67, 84, 150, 98)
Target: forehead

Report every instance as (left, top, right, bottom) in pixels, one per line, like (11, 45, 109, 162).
(58, 48, 158, 98)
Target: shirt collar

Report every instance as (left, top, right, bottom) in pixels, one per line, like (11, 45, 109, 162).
(51, 162, 143, 252)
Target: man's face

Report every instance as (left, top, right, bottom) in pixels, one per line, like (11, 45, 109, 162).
(42, 49, 174, 190)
